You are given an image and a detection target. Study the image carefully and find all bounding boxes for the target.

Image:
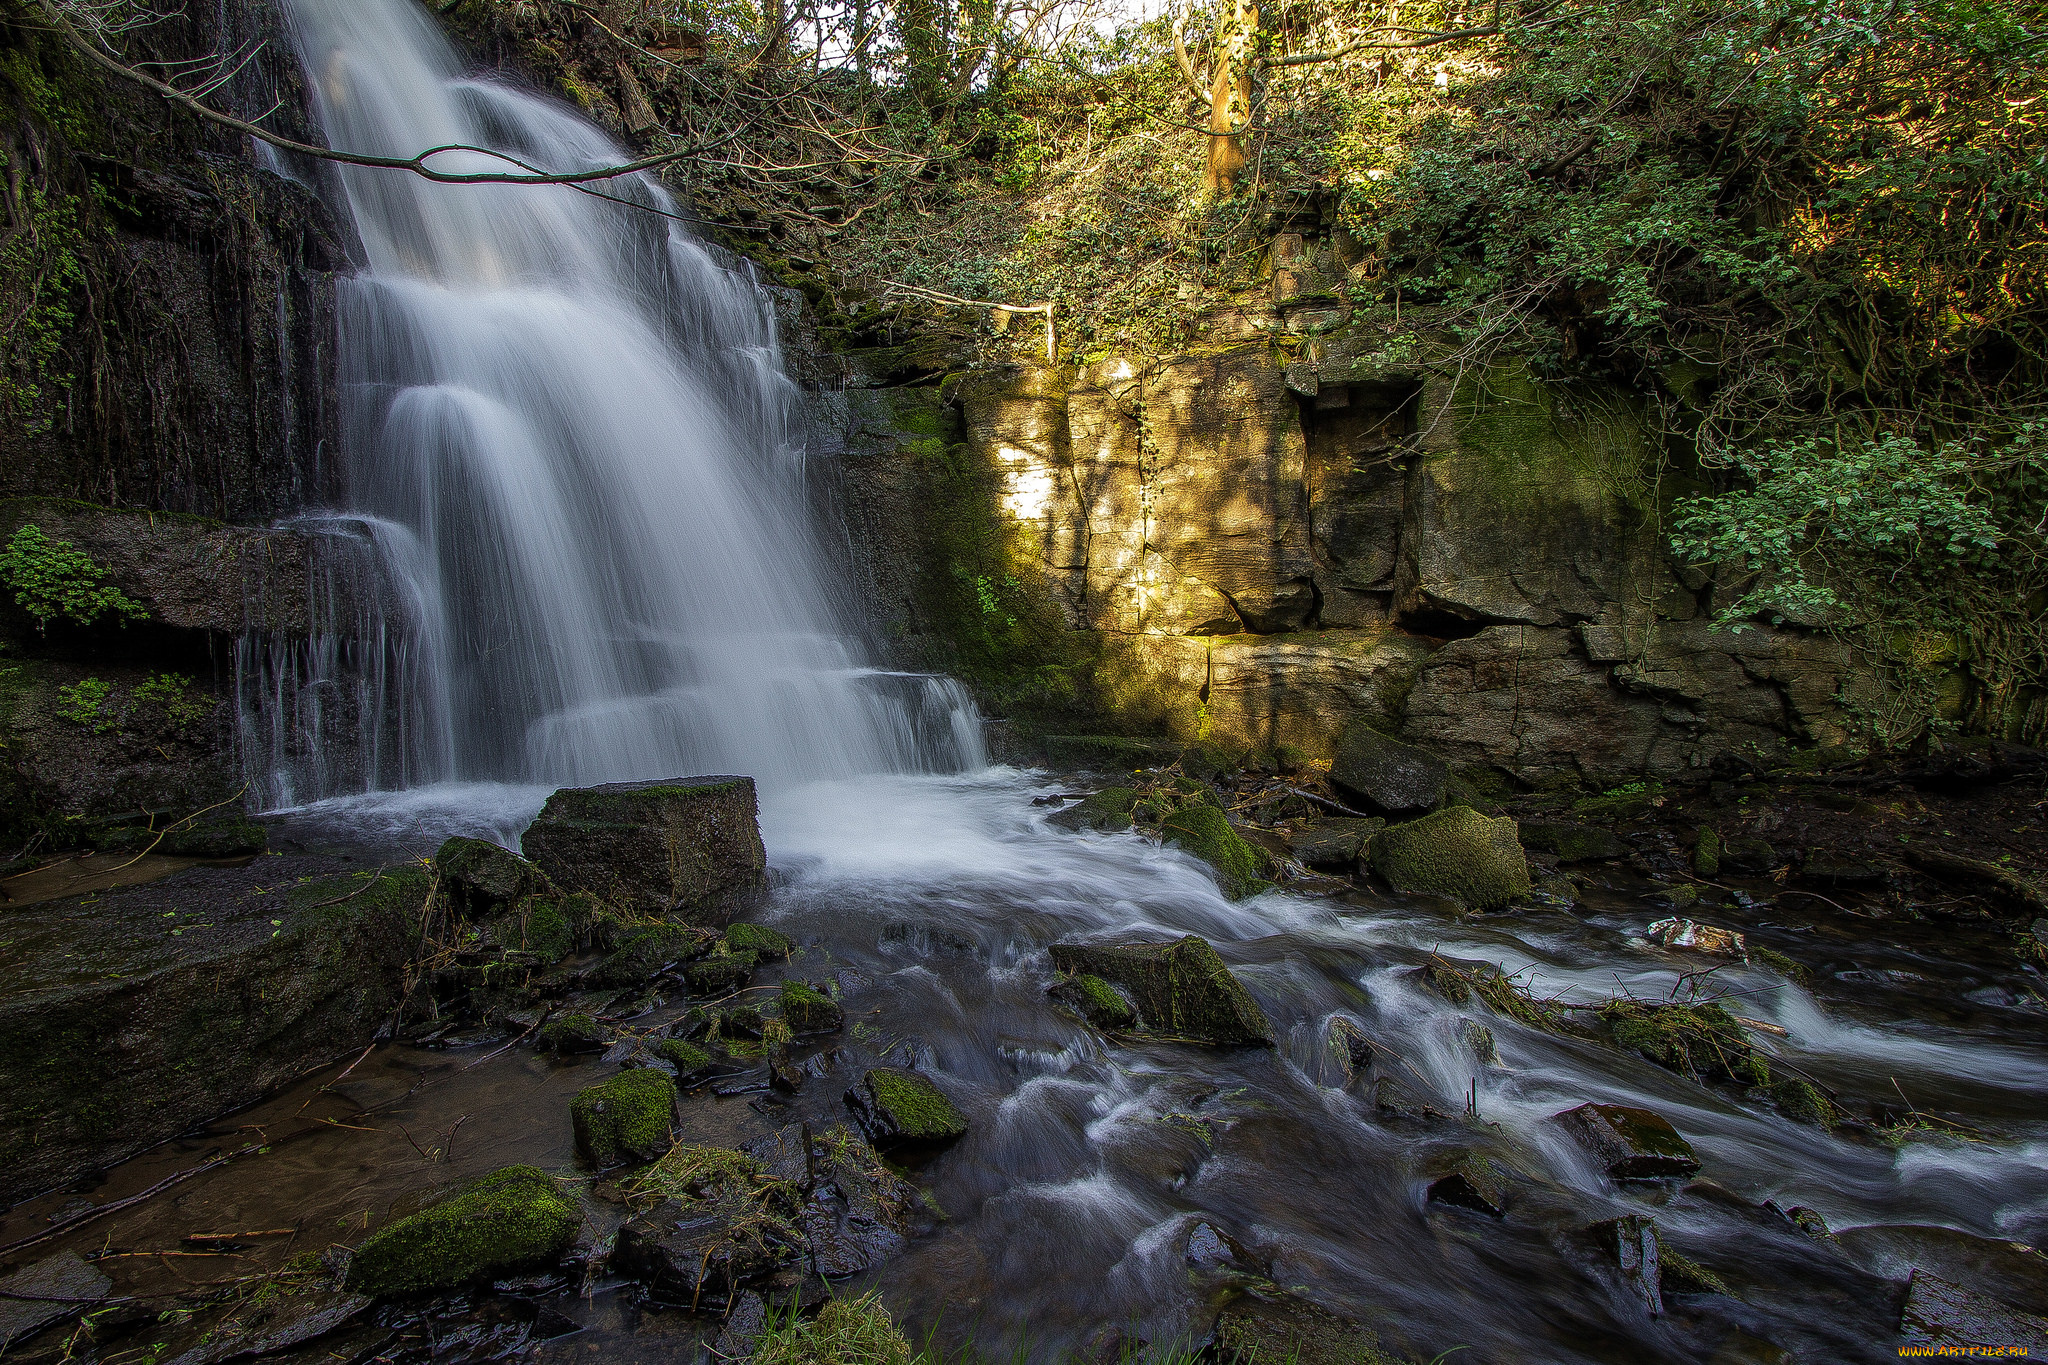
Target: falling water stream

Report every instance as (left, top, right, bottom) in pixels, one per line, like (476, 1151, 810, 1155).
(52, 1, 2041, 1361)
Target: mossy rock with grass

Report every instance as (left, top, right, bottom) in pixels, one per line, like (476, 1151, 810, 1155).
(571, 1067, 677, 1168)
(777, 979, 842, 1035)
(593, 923, 713, 986)
(845, 1068, 967, 1149)
(683, 949, 757, 996)
(344, 1165, 578, 1297)
(1159, 802, 1271, 900)
(1209, 1291, 1410, 1365)
(1371, 806, 1531, 911)
(1047, 936, 1272, 1045)
(749, 1291, 916, 1365)
(1600, 999, 1769, 1087)
(433, 836, 550, 914)
(539, 1012, 608, 1054)
(722, 922, 793, 959)
(491, 897, 574, 963)
(1047, 786, 1138, 833)
(1047, 972, 1136, 1029)
(654, 1037, 715, 1079)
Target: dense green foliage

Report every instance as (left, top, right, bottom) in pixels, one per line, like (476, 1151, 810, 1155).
(0, 525, 146, 631)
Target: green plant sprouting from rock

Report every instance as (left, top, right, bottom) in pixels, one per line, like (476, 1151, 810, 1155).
(0, 525, 147, 631)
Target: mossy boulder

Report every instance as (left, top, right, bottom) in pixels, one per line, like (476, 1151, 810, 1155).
(1208, 1292, 1408, 1365)
(520, 777, 766, 924)
(592, 923, 712, 986)
(433, 837, 549, 915)
(1048, 972, 1137, 1030)
(344, 1166, 578, 1297)
(1159, 803, 1270, 900)
(1518, 821, 1626, 863)
(1047, 936, 1272, 1045)
(571, 1068, 677, 1168)
(683, 949, 757, 996)
(1553, 1102, 1700, 1179)
(722, 922, 792, 959)
(488, 897, 574, 963)
(1693, 827, 1722, 877)
(1047, 787, 1138, 833)
(777, 979, 842, 1035)
(1371, 806, 1531, 910)
(1329, 723, 1448, 816)
(1284, 817, 1383, 869)
(655, 1038, 715, 1079)
(539, 1012, 609, 1054)
(845, 1068, 968, 1150)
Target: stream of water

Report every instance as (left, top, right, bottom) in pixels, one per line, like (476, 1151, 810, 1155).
(137, 2, 2048, 1359)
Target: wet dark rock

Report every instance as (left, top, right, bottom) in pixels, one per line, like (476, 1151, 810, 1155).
(434, 837, 549, 915)
(1589, 1214, 1663, 1313)
(1325, 1015, 1375, 1075)
(1658, 1238, 1732, 1297)
(163, 1291, 371, 1365)
(683, 950, 757, 996)
(591, 923, 714, 987)
(1047, 787, 1138, 832)
(768, 1047, 804, 1094)
(345, 1166, 579, 1297)
(777, 1125, 916, 1277)
(1284, 817, 1384, 869)
(539, 1012, 609, 1054)
(718, 1005, 765, 1040)
(1785, 1205, 1836, 1244)
(1647, 883, 1701, 911)
(1802, 851, 1888, 885)
(845, 1067, 968, 1150)
(1519, 821, 1627, 863)
(1554, 1102, 1701, 1178)
(1048, 936, 1272, 1045)
(1185, 1221, 1256, 1273)
(1722, 836, 1780, 874)
(520, 776, 766, 924)
(778, 979, 843, 1035)
(1206, 1292, 1408, 1365)
(145, 817, 270, 860)
(571, 1068, 677, 1168)
(1048, 972, 1138, 1030)
(712, 1292, 768, 1360)
(1427, 1158, 1507, 1217)
(722, 922, 793, 959)
(1373, 1076, 1450, 1121)
(1330, 723, 1448, 816)
(1159, 803, 1272, 900)
(1899, 1270, 2048, 1354)
(0, 1251, 111, 1350)
(655, 1038, 715, 1080)
(614, 1196, 791, 1308)
(1371, 807, 1532, 911)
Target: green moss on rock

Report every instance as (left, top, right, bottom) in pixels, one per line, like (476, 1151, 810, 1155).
(1046, 786, 1138, 833)
(655, 1038, 714, 1078)
(846, 1067, 968, 1148)
(1371, 806, 1532, 910)
(571, 1068, 677, 1169)
(344, 1165, 578, 1297)
(510, 899, 573, 962)
(1046, 936, 1272, 1045)
(594, 924, 712, 986)
(1693, 827, 1722, 877)
(1048, 972, 1137, 1029)
(777, 979, 842, 1035)
(1159, 802, 1270, 900)
(434, 836, 548, 912)
(722, 922, 793, 959)
(539, 1012, 608, 1054)
(683, 949, 756, 996)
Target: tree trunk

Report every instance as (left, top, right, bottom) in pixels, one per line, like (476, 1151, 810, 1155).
(1201, 0, 1256, 193)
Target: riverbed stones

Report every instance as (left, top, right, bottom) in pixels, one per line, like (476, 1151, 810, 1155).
(1285, 817, 1383, 869)
(520, 776, 766, 924)
(1325, 1015, 1374, 1076)
(1330, 723, 1448, 816)
(344, 1166, 579, 1297)
(1159, 802, 1271, 900)
(845, 1068, 968, 1150)
(571, 1067, 677, 1168)
(1554, 1102, 1701, 1178)
(1048, 936, 1273, 1045)
(1371, 807, 1532, 910)
(1900, 1271, 2048, 1354)
(0, 1251, 111, 1350)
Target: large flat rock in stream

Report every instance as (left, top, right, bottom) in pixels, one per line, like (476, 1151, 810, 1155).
(520, 777, 765, 924)
(0, 856, 428, 1206)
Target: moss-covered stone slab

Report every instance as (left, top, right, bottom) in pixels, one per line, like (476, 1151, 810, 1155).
(845, 1068, 968, 1150)
(1047, 936, 1273, 1045)
(655, 1038, 715, 1079)
(777, 979, 842, 1035)
(1046, 787, 1138, 833)
(1159, 803, 1271, 900)
(571, 1068, 677, 1168)
(1371, 806, 1531, 910)
(520, 777, 766, 924)
(1284, 817, 1383, 868)
(344, 1166, 579, 1297)
(1518, 820, 1626, 863)
(1047, 973, 1137, 1030)
(433, 837, 549, 915)
(721, 922, 792, 959)
(593, 923, 715, 987)
(1330, 723, 1448, 816)
(682, 950, 757, 997)
(1554, 1102, 1700, 1179)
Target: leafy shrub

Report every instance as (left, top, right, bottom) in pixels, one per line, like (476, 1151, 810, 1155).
(0, 526, 147, 631)
(133, 673, 211, 732)
(54, 676, 114, 733)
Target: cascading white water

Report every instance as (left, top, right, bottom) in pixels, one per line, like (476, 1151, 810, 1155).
(257, 0, 981, 803)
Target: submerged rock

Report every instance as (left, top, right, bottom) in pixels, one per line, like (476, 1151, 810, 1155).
(1284, 817, 1384, 869)
(1184, 1221, 1257, 1273)
(845, 1067, 968, 1150)
(1330, 723, 1448, 816)
(0, 1251, 111, 1350)
(1048, 936, 1273, 1045)
(1554, 1102, 1701, 1179)
(345, 1166, 579, 1297)
(1325, 1016, 1375, 1076)
(1047, 787, 1138, 833)
(1159, 802, 1271, 900)
(1589, 1213, 1663, 1313)
(571, 1068, 677, 1168)
(1427, 1158, 1507, 1217)
(1899, 1270, 2048, 1354)
(1048, 972, 1138, 1030)
(521, 776, 766, 924)
(1371, 807, 1532, 911)
(162, 1292, 371, 1365)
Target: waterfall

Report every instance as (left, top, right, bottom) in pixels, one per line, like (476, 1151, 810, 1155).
(250, 0, 982, 803)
